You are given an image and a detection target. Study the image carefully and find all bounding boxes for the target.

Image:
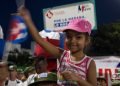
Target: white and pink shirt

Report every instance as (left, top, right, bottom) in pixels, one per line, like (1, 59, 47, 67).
(58, 50, 93, 81)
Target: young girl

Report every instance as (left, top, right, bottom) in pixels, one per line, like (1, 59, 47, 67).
(18, 7, 97, 86)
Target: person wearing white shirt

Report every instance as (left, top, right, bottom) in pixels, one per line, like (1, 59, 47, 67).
(26, 56, 48, 86)
(5, 65, 23, 86)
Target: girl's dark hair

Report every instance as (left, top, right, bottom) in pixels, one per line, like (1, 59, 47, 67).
(83, 32, 91, 54)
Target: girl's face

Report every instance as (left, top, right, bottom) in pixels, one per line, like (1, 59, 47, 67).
(65, 30, 89, 53)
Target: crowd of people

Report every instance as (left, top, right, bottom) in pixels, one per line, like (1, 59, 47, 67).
(0, 56, 57, 86)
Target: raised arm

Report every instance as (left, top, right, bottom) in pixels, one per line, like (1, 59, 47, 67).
(18, 7, 62, 58)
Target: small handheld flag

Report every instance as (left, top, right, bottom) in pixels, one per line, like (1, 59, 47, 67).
(0, 25, 3, 39)
(0, 25, 4, 60)
(7, 15, 28, 44)
(34, 29, 65, 57)
(0, 40, 5, 60)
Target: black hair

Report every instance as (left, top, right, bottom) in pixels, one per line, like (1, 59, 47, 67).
(97, 77, 106, 82)
(35, 56, 47, 62)
(34, 56, 48, 66)
(83, 32, 91, 54)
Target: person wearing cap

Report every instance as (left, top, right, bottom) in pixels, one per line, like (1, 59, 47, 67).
(23, 66, 36, 86)
(28, 72, 57, 86)
(24, 66, 36, 79)
(0, 61, 9, 86)
(17, 68, 26, 82)
(19, 7, 97, 86)
(5, 64, 23, 86)
(25, 56, 49, 85)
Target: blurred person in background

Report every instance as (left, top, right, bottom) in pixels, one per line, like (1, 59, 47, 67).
(23, 66, 36, 86)
(0, 61, 9, 86)
(97, 77, 107, 86)
(5, 64, 23, 86)
(34, 56, 48, 74)
(24, 66, 36, 79)
(26, 56, 49, 85)
(28, 72, 57, 86)
(17, 68, 26, 82)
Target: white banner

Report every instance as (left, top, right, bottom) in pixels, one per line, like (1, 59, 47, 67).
(94, 56, 120, 86)
(43, 1, 97, 31)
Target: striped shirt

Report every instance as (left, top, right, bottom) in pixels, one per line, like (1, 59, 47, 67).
(58, 50, 93, 85)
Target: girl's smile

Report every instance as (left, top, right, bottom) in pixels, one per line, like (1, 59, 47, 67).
(65, 30, 88, 54)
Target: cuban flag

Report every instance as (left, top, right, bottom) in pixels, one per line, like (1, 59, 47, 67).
(34, 29, 65, 57)
(34, 29, 65, 72)
(0, 25, 5, 60)
(7, 15, 28, 44)
(0, 25, 4, 39)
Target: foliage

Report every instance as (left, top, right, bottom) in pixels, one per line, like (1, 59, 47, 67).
(89, 22, 120, 56)
(7, 48, 34, 69)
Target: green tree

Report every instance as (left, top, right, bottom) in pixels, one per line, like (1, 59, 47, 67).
(8, 48, 34, 69)
(89, 22, 120, 56)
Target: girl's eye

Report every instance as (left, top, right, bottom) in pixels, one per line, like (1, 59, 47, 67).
(76, 36, 82, 39)
(66, 35, 71, 39)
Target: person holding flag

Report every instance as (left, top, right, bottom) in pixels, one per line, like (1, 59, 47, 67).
(18, 7, 97, 86)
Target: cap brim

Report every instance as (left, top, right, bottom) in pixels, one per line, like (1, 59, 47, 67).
(62, 26, 85, 32)
(53, 26, 81, 32)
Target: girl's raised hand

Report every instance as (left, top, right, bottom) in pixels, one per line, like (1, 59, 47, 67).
(17, 6, 31, 21)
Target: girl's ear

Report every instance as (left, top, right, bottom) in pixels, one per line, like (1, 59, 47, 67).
(85, 36, 91, 51)
(85, 36, 91, 46)
(84, 36, 91, 54)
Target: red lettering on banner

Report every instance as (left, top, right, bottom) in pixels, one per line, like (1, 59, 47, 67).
(97, 68, 120, 86)
(105, 69, 112, 78)
(99, 68, 103, 76)
(104, 69, 112, 86)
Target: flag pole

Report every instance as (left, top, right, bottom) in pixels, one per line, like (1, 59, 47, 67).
(16, 0, 25, 11)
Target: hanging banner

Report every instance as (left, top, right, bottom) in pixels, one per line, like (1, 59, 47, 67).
(94, 56, 120, 86)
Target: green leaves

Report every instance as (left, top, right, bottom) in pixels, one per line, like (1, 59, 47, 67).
(8, 48, 34, 69)
(89, 22, 120, 56)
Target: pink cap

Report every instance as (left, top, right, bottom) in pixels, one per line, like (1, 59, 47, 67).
(63, 18, 92, 35)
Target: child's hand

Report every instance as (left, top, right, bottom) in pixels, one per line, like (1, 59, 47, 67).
(17, 6, 31, 21)
(61, 71, 80, 82)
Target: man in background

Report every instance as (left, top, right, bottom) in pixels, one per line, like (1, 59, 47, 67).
(26, 56, 49, 85)
(5, 64, 23, 86)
